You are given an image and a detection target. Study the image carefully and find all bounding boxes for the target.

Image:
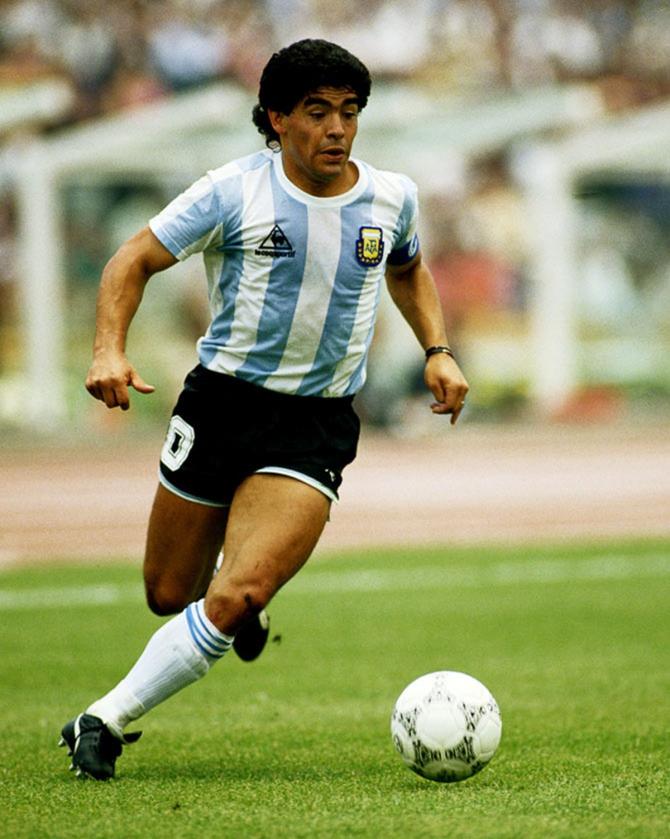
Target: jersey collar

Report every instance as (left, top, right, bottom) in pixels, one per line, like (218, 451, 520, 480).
(272, 150, 369, 207)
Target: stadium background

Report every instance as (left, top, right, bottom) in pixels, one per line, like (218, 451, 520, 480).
(1, 5, 669, 837)
(1, 0, 669, 555)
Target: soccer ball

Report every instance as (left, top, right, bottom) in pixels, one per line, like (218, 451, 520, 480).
(391, 671, 502, 783)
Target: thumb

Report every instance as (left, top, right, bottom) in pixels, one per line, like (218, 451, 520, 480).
(129, 369, 155, 394)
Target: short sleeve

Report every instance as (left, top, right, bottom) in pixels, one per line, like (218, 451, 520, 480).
(149, 173, 223, 261)
(386, 176, 420, 267)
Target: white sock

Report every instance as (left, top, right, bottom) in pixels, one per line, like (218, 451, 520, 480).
(86, 599, 233, 739)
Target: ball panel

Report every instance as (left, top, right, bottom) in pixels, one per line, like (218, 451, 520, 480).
(391, 671, 502, 784)
(415, 702, 466, 750)
(474, 712, 503, 761)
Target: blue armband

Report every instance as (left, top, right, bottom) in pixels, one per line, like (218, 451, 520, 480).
(386, 233, 420, 267)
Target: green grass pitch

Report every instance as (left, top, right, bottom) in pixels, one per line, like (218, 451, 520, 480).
(1, 538, 668, 838)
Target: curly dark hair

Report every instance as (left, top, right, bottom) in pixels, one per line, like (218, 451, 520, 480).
(252, 39, 372, 147)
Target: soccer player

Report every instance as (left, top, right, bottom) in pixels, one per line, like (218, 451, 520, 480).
(60, 39, 469, 779)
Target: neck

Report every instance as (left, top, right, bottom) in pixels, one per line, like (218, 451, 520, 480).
(280, 154, 358, 197)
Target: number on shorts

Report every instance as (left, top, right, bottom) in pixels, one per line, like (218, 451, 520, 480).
(161, 415, 195, 471)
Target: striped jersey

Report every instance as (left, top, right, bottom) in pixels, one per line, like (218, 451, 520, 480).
(149, 148, 420, 397)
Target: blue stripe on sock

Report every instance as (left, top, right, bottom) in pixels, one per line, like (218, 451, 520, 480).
(185, 604, 228, 659)
(193, 601, 232, 655)
(185, 605, 215, 658)
(185, 603, 232, 660)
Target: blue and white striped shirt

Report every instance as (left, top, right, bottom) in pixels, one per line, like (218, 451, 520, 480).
(150, 148, 419, 397)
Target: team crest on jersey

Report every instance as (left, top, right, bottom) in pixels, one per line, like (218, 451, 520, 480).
(356, 226, 384, 267)
(255, 224, 295, 258)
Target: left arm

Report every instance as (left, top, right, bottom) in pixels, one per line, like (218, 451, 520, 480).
(386, 254, 469, 425)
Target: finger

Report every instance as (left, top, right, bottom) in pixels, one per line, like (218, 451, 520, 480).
(85, 382, 101, 401)
(86, 373, 119, 405)
(85, 374, 103, 398)
(129, 370, 155, 395)
(430, 380, 447, 404)
(101, 388, 120, 409)
(113, 386, 130, 411)
(453, 391, 469, 422)
(430, 397, 466, 423)
(104, 383, 129, 409)
(97, 382, 129, 410)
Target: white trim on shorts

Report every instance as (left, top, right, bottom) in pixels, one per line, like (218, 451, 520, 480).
(158, 466, 337, 507)
(255, 467, 338, 503)
(158, 470, 230, 508)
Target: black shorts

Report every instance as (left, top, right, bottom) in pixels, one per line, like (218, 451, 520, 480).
(158, 365, 360, 506)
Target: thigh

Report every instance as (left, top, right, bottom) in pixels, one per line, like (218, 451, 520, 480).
(205, 474, 330, 632)
(143, 483, 229, 614)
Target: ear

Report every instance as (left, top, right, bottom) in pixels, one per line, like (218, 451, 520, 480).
(267, 109, 286, 137)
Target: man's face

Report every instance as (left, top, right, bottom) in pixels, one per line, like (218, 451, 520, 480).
(268, 87, 360, 196)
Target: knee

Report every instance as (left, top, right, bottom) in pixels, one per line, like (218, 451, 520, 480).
(205, 579, 273, 632)
(145, 577, 190, 616)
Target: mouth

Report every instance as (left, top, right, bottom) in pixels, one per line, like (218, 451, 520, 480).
(321, 148, 347, 162)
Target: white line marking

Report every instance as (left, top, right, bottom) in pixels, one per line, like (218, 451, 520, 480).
(0, 583, 143, 611)
(0, 553, 668, 611)
(288, 553, 670, 594)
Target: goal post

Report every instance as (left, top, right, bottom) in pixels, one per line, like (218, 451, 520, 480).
(514, 99, 670, 413)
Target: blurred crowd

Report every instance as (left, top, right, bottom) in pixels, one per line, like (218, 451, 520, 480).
(1, 0, 669, 120)
(1, 1, 670, 426)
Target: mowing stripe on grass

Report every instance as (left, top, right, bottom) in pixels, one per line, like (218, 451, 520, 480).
(290, 552, 670, 594)
(0, 552, 668, 611)
(0, 583, 144, 611)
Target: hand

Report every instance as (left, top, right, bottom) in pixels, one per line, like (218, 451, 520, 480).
(85, 350, 155, 411)
(424, 353, 469, 425)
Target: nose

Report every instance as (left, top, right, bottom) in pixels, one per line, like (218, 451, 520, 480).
(326, 113, 345, 139)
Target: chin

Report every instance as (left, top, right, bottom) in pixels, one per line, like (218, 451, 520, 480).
(320, 160, 348, 176)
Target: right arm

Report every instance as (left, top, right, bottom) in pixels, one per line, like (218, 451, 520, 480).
(85, 226, 178, 411)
